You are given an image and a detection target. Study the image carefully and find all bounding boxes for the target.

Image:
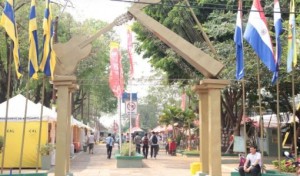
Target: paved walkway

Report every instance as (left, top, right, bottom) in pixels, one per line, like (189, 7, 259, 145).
(48, 144, 277, 176)
(2, 143, 278, 176)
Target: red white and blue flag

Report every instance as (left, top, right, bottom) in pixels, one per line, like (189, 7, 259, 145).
(234, 0, 244, 80)
(244, 0, 276, 73)
(272, 0, 283, 84)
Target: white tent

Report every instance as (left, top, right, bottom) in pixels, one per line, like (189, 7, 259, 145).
(0, 94, 56, 121)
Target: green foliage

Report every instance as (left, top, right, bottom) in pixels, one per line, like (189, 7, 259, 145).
(120, 143, 136, 156)
(272, 159, 296, 173)
(39, 143, 55, 156)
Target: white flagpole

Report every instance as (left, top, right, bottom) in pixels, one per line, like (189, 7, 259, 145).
(118, 97, 122, 154)
(129, 84, 133, 156)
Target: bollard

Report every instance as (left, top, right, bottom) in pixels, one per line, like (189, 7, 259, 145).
(190, 162, 202, 176)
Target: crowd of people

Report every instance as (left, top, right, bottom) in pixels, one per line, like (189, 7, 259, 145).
(83, 131, 177, 160)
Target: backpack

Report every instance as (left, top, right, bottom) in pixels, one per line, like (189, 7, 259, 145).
(152, 135, 158, 144)
(143, 137, 149, 145)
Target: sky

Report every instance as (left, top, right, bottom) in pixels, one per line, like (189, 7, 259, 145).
(64, 0, 154, 128)
(65, 0, 131, 23)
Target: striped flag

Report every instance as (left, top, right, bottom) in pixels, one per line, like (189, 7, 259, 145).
(234, 0, 244, 80)
(272, 0, 283, 84)
(127, 26, 134, 78)
(287, 0, 297, 73)
(0, 0, 22, 78)
(109, 42, 124, 98)
(28, 0, 39, 79)
(244, 0, 276, 73)
(39, 0, 56, 79)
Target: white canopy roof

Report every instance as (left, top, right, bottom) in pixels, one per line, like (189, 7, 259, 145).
(0, 94, 56, 121)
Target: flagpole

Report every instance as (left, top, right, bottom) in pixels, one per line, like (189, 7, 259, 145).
(19, 80, 30, 173)
(242, 80, 247, 155)
(36, 76, 46, 173)
(1, 40, 13, 174)
(292, 68, 297, 159)
(118, 97, 122, 154)
(256, 57, 264, 169)
(276, 80, 281, 173)
(129, 82, 132, 156)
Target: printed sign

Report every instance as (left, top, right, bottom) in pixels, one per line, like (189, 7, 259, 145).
(125, 101, 137, 114)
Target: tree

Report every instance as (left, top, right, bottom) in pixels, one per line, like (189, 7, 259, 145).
(159, 106, 182, 138)
(181, 108, 196, 150)
(132, 0, 300, 138)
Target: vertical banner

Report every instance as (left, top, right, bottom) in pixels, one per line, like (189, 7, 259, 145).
(127, 26, 134, 78)
(135, 114, 140, 128)
(109, 42, 124, 98)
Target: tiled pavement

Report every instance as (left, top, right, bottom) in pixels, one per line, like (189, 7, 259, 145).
(3, 143, 278, 176)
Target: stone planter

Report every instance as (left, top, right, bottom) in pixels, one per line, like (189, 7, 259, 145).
(115, 153, 144, 168)
(41, 155, 51, 170)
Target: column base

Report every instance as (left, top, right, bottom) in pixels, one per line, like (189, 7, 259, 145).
(195, 171, 209, 176)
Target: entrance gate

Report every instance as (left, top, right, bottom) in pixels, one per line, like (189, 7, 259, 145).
(52, 1, 229, 175)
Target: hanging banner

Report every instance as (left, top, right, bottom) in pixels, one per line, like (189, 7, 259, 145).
(125, 101, 137, 115)
(127, 26, 134, 77)
(109, 42, 124, 98)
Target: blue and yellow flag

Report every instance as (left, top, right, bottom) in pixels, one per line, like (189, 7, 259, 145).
(0, 0, 22, 78)
(28, 0, 39, 79)
(287, 0, 297, 73)
(39, 0, 56, 79)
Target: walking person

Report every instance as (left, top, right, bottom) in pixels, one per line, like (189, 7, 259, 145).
(88, 132, 96, 154)
(142, 133, 149, 159)
(134, 132, 142, 154)
(149, 132, 159, 159)
(106, 133, 114, 159)
(238, 145, 261, 176)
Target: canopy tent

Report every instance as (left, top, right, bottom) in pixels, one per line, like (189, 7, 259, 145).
(0, 94, 94, 167)
(0, 94, 51, 168)
(152, 125, 173, 132)
(126, 127, 143, 133)
(0, 94, 56, 121)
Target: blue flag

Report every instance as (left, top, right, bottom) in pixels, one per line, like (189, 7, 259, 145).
(244, 0, 276, 73)
(234, 0, 244, 80)
(271, 0, 283, 84)
(39, 0, 56, 79)
(29, 0, 39, 79)
(0, 0, 22, 78)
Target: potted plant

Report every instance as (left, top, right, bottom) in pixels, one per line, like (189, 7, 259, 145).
(115, 143, 144, 168)
(39, 143, 54, 170)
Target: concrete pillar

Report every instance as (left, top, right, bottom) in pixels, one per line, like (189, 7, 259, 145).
(53, 76, 77, 176)
(194, 79, 229, 176)
(198, 89, 209, 173)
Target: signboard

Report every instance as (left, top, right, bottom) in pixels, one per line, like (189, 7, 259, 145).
(233, 136, 246, 153)
(122, 92, 137, 102)
(125, 101, 137, 114)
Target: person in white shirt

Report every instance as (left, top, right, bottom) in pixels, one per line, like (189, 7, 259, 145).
(88, 132, 96, 154)
(134, 133, 142, 154)
(105, 133, 114, 159)
(238, 145, 261, 176)
(149, 132, 159, 159)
